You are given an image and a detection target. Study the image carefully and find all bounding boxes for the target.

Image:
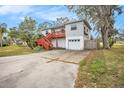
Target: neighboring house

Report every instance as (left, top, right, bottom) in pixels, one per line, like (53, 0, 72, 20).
(39, 20, 91, 50)
(115, 30, 124, 41)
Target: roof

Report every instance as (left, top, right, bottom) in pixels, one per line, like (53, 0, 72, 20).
(40, 25, 64, 31)
(83, 20, 92, 30)
(65, 20, 83, 25)
(40, 20, 91, 31)
(51, 25, 64, 29)
(65, 20, 91, 30)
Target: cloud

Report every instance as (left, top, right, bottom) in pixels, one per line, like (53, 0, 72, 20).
(0, 5, 76, 21)
(0, 5, 77, 28)
(33, 6, 77, 21)
(19, 16, 25, 21)
(0, 5, 33, 15)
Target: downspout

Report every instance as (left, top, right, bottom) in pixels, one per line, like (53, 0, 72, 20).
(53, 28, 58, 48)
(56, 37, 58, 48)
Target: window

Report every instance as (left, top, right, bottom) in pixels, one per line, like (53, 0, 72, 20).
(84, 27, 88, 35)
(71, 24, 77, 31)
(84, 27, 85, 31)
(69, 39, 80, 42)
(78, 39, 80, 42)
(46, 30, 48, 35)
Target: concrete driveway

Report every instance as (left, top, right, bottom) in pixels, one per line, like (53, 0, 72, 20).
(0, 50, 90, 88)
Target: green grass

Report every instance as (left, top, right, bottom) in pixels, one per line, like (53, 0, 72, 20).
(75, 43, 124, 88)
(0, 45, 33, 57)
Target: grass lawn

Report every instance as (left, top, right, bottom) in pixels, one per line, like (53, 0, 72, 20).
(75, 44, 124, 88)
(0, 45, 33, 57)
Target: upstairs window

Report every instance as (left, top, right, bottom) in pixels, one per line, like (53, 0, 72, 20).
(84, 27, 85, 31)
(87, 29, 88, 33)
(84, 27, 88, 35)
(71, 24, 77, 31)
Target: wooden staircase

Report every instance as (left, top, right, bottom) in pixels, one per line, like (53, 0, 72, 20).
(36, 31, 65, 50)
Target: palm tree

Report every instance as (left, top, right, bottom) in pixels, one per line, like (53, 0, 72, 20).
(0, 23, 7, 47)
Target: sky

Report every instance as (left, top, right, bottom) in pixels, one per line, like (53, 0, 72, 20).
(0, 5, 77, 28)
(0, 5, 124, 33)
(114, 6, 124, 30)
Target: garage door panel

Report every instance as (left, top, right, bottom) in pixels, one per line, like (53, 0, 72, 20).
(68, 39, 81, 50)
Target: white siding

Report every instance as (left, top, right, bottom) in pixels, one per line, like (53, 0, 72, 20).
(65, 22, 84, 38)
(41, 29, 52, 36)
(57, 38, 66, 48)
(52, 39, 57, 48)
(65, 22, 85, 50)
(52, 38, 66, 48)
(41, 30, 46, 36)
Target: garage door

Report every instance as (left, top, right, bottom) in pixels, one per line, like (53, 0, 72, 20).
(68, 39, 81, 50)
(58, 38, 66, 48)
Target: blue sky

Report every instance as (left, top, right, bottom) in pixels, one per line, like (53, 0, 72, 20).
(114, 6, 124, 30)
(0, 5, 124, 30)
(0, 5, 77, 28)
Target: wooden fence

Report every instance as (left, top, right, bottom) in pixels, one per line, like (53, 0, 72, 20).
(84, 40, 99, 49)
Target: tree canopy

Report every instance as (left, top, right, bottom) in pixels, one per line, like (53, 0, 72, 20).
(67, 5, 123, 48)
(0, 22, 7, 47)
(18, 16, 37, 49)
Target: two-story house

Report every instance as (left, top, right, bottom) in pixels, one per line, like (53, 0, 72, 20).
(39, 20, 91, 50)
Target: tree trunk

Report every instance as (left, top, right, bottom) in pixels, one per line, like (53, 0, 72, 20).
(0, 33, 3, 47)
(101, 27, 110, 49)
(26, 41, 33, 49)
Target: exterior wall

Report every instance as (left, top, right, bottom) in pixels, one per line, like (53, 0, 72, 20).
(52, 38, 66, 48)
(65, 22, 85, 50)
(65, 22, 84, 38)
(57, 38, 66, 48)
(54, 27, 65, 32)
(83, 22, 91, 40)
(41, 29, 52, 36)
(51, 39, 57, 48)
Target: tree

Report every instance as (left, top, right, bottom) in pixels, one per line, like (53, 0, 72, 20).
(38, 22, 52, 31)
(67, 5, 123, 49)
(52, 17, 70, 26)
(18, 16, 37, 49)
(0, 22, 7, 47)
(38, 17, 70, 34)
(8, 27, 19, 44)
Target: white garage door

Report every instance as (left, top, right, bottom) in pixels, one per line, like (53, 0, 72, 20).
(68, 39, 81, 50)
(52, 38, 66, 48)
(58, 38, 66, 48)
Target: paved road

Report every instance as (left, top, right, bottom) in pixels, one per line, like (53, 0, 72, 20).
(0, 50, 90, 88)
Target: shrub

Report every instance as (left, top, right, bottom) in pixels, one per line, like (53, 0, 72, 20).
(2, 43, 9, 47)
(33, 46, 43, 52)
